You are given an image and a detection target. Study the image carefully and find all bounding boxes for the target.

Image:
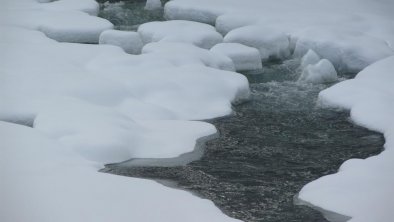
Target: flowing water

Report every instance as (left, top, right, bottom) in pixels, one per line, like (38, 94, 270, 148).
(98, 2, 384, 221)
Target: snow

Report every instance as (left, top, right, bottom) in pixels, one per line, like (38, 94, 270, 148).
(99, 30, 143, 54)
(166, 0, 394, 72)
(0, 0, 113, 43)
(145, 0, 162, 10)
(300, 49, 320, 69)
(138, 20, 223, 49)
(298, 59, 338, 84)
(0, 0, 248, 221)
(299, 56, 394, 222)
(0, 121, 240, 222)
(164, 0, 394, 221)
(210, 43, 262, 71)
(224, 25, 291, 61)
(142, 42, 236, 72)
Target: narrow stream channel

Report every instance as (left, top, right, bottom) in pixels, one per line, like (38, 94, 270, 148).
(98, 2, 384, 221)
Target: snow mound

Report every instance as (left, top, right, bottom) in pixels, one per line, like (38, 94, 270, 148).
(211, 43, 262, 71)
(224, 25, 291, 61)
(138, 20, 223, 49)
(145, 0, 162, 10)
(293, 28, 394, 73)
(298, 59, 338, 84)
(142, 42, 235, 71)
(300, 49, 320, 69)
(299, 56, 394, 222)
(99, 30, 143, 54)
(164, 0, 225, 25)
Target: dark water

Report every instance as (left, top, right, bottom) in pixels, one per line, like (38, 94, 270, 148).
(98, 2, 384, 221)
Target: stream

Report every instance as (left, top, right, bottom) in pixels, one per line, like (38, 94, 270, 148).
(98, 2, 384, 221)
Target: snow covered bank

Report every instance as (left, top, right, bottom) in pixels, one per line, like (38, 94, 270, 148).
(299, 56, 394, 222)
(165, 0, 394, 72)
(0, 121, 240, 222)
(0, 0, 247, 221)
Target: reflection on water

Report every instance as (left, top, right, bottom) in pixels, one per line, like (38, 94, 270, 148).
(103, 60, 384, 221)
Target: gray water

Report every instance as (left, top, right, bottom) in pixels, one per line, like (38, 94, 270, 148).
(98, 3, 384, 221)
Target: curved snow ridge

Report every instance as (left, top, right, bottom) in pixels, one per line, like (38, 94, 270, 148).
(298, 56, 394, 222)
(165, 0, 394, 73)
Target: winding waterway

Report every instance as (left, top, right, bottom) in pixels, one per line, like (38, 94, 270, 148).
(98, 2, 384, 221)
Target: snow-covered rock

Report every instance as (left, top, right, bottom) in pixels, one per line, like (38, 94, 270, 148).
(300, 49, 320, 69)
(211, 43, 262, 71)
(224, 25, 291, 61)
(299, 56, 394, 222)
(145, 0, 162, 10)
(298, 59, 338, 84)
(99, 30, 143, 54)
(138, 20, 223, 49)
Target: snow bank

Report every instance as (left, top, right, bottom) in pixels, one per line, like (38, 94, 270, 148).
(211, 43, 262, 71)
(165, 0, 394, 72)
(0, 121, 240, 222)
(299, 56, 394, 222)
(138, 20, 223, 49)
(298, 59, 338, 84)
(0, 1, 248, 221)
(224, 25, 291, 61)
(99, 30, 143, 54)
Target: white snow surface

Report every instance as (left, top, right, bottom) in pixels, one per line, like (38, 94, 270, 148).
(138, 20, 223, 49)
(0, 0, 247, 221)
(224, 25, 291, 61)
(298, 59, 338, 84)
(211, 43, 262, 71)
(165, 0, 394, 221)
(145, 0, 162, 10)
(299, 56, 394, 222)
(0, 0, 113, 43)
(165, 0, 394, 72)
(99, 30, 143, 54)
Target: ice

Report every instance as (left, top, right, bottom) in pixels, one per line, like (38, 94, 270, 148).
(300, 49, 320, 69)
(211, 43, 262, 71)
(298, 59, 338, 84)
(99, 30, 143, 54)
(299, 56, 394, 222)
(145, 0, 162, 10)
(224, 25, 291, 61)
(138, 20, 223, 49)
